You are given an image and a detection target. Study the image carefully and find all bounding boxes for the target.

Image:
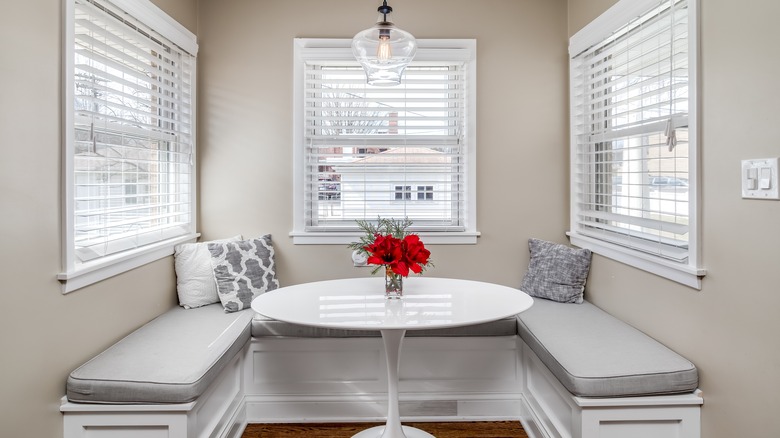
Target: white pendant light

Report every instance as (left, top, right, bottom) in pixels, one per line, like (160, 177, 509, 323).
(351, 0, 417, 86)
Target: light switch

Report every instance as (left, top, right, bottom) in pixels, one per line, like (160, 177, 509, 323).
(747, 168, 758, 190)
(759, 167, 772, 189)
(742, 158, 780, 200)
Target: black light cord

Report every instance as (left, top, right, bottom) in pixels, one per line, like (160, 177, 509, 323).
(378, 0, 392, 22)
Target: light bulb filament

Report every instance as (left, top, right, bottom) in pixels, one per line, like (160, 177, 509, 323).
(377, 32, 392, 61)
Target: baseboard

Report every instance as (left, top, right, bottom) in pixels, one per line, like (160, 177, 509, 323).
(243, 393, 524, 424)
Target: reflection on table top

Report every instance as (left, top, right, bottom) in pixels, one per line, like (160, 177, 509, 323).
(251, 277, 534, 331)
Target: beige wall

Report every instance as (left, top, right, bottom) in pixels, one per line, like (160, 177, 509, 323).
(197, 0, 569, 287)
(154, 0, 198, 32)
(0, 0, 195, 437)
(567, 0, 780, 437)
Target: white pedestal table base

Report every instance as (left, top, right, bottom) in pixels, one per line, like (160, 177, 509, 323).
(352, 329, 435, 438)
(352, 425, 435, 438)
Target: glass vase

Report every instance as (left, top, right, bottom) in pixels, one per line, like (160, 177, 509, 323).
(384, 266, 404, 299)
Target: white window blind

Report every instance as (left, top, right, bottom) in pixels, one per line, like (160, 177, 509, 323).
(303, 58, 468, 232)
(570, 0, 702, 285)
(62, 0, 197, 289)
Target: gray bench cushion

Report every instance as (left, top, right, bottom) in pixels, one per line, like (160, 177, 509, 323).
(252, 313, 518, 338)
(67, 304, 253, 404)
(517, 298, 698, 397)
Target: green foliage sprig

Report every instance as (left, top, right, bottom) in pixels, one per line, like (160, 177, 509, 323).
(347, 217, 414, 255)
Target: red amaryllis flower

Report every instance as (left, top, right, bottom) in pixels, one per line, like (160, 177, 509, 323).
(402, 234, 431, 274)
(364, 233, 431, 277)
(364, 234, 403, 267)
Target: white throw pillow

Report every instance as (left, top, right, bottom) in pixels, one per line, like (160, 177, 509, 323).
(174, 235, 242, 309)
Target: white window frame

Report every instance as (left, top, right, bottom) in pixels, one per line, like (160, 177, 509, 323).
(59, 0, 199, 293)
(290, 38, 478, 245)
(568, 0, 705, 289)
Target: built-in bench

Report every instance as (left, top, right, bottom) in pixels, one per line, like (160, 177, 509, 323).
(516, 298, 703, 438)
(66, 305, 253, 405)
(62, 305, 254, 438)
(60, 295, 703, 438)
(60, 303, 517, 438)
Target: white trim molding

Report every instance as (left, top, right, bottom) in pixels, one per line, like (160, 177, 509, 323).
(58, 234, 198, 294)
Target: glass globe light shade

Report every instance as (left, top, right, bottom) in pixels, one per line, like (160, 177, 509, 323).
(352, 13, 417, 86)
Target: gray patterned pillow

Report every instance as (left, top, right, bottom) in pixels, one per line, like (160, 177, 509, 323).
(208, 235, 280, 312)
(521, 238, 592, 304)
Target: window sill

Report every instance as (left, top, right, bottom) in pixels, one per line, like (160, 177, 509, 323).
(58, 233, 199, 294)
(567, 232, 706, 289)
(290, 231, 480, 245)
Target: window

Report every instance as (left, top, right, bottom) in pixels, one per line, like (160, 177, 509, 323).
(395, 186, 412, 201)
(60, 0, 198, 293)
(417, 186, 434, 201)
(569, 0, 704, 288)
(291, 39, 478, 245)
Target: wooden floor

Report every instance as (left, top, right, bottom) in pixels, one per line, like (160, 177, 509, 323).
(242, 421, 528, 437)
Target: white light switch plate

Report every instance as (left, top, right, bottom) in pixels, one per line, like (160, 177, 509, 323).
(742, 158, 779, 200)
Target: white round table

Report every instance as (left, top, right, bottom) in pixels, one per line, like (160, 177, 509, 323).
(251, 277, 534, 438)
